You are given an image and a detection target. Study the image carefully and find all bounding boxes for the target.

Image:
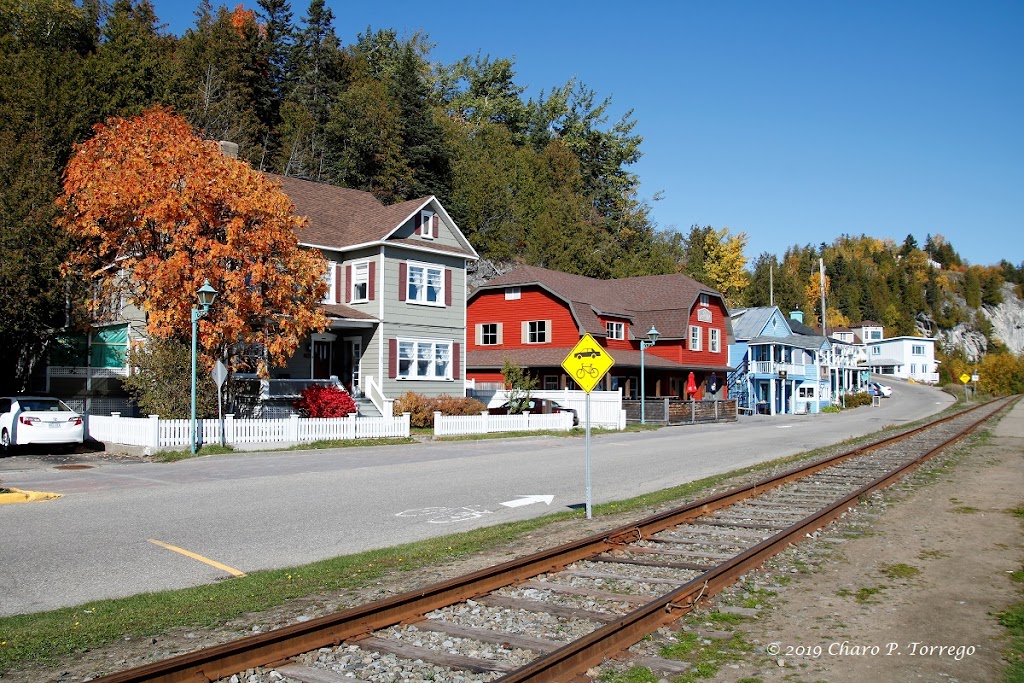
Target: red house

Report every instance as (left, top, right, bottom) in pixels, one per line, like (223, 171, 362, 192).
(466, 266, 734, 399)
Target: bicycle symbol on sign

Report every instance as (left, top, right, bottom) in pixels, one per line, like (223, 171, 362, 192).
(575, 363, 599, 380)
(395, 506, 494, 524)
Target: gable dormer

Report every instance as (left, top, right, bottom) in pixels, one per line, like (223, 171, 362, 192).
(415, 209, 439, 240)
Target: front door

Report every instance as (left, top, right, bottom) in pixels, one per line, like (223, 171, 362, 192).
(312, 340, 331, 379)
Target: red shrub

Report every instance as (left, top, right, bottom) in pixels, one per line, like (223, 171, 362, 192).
(293, 384, 358, 418)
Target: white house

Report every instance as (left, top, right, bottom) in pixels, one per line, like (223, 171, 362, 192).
(865, 336, 940, 383)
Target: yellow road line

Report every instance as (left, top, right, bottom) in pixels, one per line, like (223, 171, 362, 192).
(148, 539, 246, 577)
(0, 488, 62, 505)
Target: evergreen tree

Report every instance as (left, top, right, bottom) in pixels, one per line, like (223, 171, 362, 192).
(0, 0, 95, 392)
(279, 0, 342, 178)
(390, 42, 451, 202)
(171, 4, 272, 167)
(324, 78, 409, 200)
(255, 0, 294, 163)
(85, 0, 174, 121)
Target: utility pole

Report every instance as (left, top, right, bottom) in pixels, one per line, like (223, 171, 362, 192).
(818, 258, 826, 415)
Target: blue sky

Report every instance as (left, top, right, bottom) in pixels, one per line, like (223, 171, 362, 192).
(149, 1, 1022, 268)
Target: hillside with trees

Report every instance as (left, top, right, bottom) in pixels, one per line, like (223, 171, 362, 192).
(1, 0, 1021, 393)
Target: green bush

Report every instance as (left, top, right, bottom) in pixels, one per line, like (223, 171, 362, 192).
(843, 391, 874, 408)
(393, 392, 487, 428)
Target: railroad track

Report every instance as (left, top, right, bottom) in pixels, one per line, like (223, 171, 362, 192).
(94, 398, 1015, 683)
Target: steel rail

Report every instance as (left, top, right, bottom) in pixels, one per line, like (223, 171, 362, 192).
(90, 398, 1012, 683)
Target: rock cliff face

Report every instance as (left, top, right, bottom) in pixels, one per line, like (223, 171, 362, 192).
(938, 323, 988, 361)
(936, 284, 1024, 359)
(983, 283, 1024, 355)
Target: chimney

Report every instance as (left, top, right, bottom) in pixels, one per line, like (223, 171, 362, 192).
(789, 310, 804, 323)
(218, 141, 238, 159)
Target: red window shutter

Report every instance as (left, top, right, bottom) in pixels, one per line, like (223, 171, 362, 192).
(334, 264, 343, 304)
(453, 342, 460, 379)
(368, 261, 376, 301)
(431, 214, 439, 237)
(344, 264, 352, 303)
(388, 338, 397, 378)
(398, 262, 407, 301)
(414, 213, 422, 235)
(444, 269, 452, 306)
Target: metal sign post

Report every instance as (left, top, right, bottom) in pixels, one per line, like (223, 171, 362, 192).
(561, 334, 615, 520)
(585, 393, 591, 518)
(212, 360, 228, 447)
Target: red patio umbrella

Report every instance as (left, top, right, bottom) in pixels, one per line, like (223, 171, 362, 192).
(685, 371, 698, 396)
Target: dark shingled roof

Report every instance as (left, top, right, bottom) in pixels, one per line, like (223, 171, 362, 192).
(476, 265, 730, 341)
(271, 174, 476, 258)
(321, 303, 379, 322)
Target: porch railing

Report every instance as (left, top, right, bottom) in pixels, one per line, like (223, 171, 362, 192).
(363, 375, 394, 417)
(750, 361, 814, 378)
(47, 366, 129, 379)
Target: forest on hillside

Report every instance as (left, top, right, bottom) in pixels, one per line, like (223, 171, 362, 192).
(2, 0, 1023, 392)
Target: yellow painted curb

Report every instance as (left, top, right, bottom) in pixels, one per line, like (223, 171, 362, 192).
(0, 488, 62, 505)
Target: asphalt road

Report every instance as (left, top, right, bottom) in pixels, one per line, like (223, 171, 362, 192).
(0, 381, 954, 617)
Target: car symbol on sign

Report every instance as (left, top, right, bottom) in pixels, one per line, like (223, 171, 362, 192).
(574, 348, 602, 359)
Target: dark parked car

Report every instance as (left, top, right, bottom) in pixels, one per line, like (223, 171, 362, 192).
(488, 398, 580, 426)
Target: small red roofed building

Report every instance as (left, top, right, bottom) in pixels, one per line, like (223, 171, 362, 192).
(466, 265, 734, 400)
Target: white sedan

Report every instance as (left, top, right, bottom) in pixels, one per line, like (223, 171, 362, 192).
(869, 382, 893, 398)
(0, 396, 84, 453)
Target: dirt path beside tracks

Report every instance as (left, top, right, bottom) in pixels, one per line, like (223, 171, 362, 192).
(666, 408, 1024, 683)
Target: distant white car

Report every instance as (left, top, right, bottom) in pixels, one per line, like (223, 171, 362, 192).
(868, 382, 893, 398)
(0, 396, 84, 453)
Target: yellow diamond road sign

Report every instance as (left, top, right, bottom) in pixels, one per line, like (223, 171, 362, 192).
(960, 373, 971, 384)
(561, 333, 615, 393)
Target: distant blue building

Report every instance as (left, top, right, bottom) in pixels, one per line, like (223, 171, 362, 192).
(727, 307, 833, 415)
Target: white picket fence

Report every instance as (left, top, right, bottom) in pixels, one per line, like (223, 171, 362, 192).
(486, 389, 626, 430)
(433, 411, 574, 437)
(86, 412, 411, 450)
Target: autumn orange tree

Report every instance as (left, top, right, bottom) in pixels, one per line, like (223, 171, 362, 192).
(57, 107, 328, 375)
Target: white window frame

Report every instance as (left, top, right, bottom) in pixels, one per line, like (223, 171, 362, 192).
(690, 325, 702, 351)
(480, 323, 499, 346)
(505, 287, 521, 300)
(322, 261, 337, 304)
(912, 344, 925, 356)
(872, 346, 881, 355)
(606, 321, 624, 340)
(397, 338, 453, 380)
(351, 261, 370, 303)
(709, 328, 720, 353)
(700, 293, 710, 307)
(407, 261, 445, 306)
(527, 320, 548, 344)
(419, 210, 438, 239)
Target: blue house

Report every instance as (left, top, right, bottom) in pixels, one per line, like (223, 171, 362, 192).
(727, 308, 832, 415)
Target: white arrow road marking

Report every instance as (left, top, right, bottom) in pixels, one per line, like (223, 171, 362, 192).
(501, 495, 554, 508)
